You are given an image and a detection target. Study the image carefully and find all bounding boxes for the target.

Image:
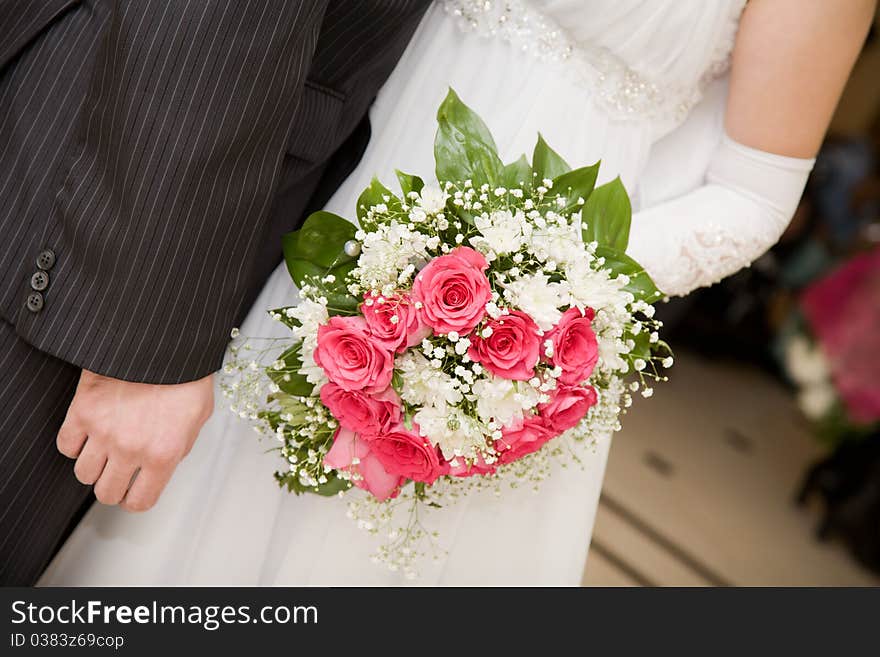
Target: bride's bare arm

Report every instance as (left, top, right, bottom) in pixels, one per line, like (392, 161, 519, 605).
(625, 0, 874, 296)
(727, 0, 875, 158)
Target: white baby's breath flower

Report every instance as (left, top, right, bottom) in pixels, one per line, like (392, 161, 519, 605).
(352, 221, 430, 291)
(453, 337, 470, 355)
(485, 301, 503, 319)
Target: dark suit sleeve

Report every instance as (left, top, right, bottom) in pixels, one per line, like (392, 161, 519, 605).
(12, 0, 326, 384)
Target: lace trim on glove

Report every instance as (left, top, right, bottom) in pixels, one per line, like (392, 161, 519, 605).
(658, 211, 787, 296)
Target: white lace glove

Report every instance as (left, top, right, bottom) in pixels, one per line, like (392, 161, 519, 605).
(626, 135, 815, 297)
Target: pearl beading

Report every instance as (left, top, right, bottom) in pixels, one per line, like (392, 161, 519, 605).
(442, 0, 746, 124)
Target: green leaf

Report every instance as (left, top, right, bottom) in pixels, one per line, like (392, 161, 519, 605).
(284, 260, 359, 315)
(628, 326, 654, 362)
(309, 474, 353, 497)
(266, 343, 314, 397)
(282, 211, 360, 313)
(552, 162, 600, 214)
(283, 211, 356, 271)
(322, 261, 360, 314)
(277, 470, 352, 497)
(595, 245, 663, 303)
(273, 393, 310, 423)
(532, 133, 571, 181)
(501, 154, 532, 190)
(443, 197, 477, 228)
(356, 177, 402, 225)
(395, 169, 424, 198)
(580, 177, 632, 252)
(437, 88, 497, 149)
(434, 88, 503, 187)
(391, 369, 404, 393)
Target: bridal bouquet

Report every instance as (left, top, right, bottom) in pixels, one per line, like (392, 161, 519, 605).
(225, 90, 670, 575)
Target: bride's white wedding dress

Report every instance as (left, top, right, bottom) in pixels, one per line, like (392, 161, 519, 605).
(42, 0, 770, 585)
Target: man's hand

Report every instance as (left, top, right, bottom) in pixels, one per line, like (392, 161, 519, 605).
(57, 370, 214, 512)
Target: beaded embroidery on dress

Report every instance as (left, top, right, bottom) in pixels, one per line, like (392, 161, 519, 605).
(443, 0, 747, 123)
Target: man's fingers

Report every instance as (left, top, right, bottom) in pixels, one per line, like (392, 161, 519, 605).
(121, 466, 173, 513)
(73, 438, 107, 486)
(93, 459, 138, 506)
(57, 417, 88, 459)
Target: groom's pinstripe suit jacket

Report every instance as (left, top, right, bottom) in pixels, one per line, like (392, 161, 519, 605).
(0, 0, 430, 584)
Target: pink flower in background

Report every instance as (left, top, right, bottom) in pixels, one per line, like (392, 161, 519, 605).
(362, 291, 430, 353)
(323, 428, 403, 501)
(468, 310, 542, 380)
(546, 307, 599, 385)
(411, 246, 491, 335)
(320, 384, 401, 434)
(539, 384, 598, 433)
(801, 248, 880, 424)
(495, 414, 556, 464)
(365, 425, 444, 484)
(313, 315, 393, 393)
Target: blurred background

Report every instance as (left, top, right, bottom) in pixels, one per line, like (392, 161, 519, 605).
(582, 10, 880, 587)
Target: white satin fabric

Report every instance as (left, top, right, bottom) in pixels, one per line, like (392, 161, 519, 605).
(43, 1, 755, 586)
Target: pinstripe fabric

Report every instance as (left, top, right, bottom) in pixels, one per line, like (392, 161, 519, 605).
(0, 319, 88, 585)
(0, 0, 429, 384)
(0, 0, 80, 71)
(249, 0, 431, 310)
(0, 0, 430, 584)
(1, 0, 329, 383)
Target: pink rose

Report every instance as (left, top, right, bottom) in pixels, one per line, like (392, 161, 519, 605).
(495, 414, 556, 464)
(446, 453, 498, 477)
(411, 246, 491, 335)
(365, 425, 445, 484)
(546, 307, 599, 385)
(313, 315, 393, 393)
(467, 310, 542, 380)
(539, 384, 598, 433)
(361, 292, 430, 353)
(320, 383, 401, 434)
(323, 428, 403, 501)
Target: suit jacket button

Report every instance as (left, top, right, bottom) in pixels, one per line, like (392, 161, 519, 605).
(31, 271, 49, 291)
(36, 249, 56, 270)
(26, 292, 44, 313)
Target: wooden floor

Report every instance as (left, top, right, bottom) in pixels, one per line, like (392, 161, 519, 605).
(581, 351, 879, 587)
